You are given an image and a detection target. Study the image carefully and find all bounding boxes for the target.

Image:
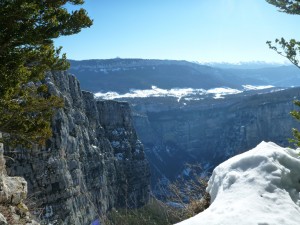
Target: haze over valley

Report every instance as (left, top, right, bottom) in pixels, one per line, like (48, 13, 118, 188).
(68, 58, 300, 191)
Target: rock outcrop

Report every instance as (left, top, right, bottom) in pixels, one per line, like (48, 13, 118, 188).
(5, 72, 150, 224)
(0, 133, 39, 225)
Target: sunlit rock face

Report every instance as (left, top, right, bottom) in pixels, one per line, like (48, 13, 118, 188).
(5, 72, 150, 225)
(0, 134, 39, 225)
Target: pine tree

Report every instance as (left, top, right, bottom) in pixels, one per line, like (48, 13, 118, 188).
(0, 0, 92, 147)
(266, 0, 300, 146)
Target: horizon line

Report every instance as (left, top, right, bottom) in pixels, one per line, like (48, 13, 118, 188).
(67, 57, 291, 65)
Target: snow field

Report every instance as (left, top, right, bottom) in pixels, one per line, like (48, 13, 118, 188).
(176, 142, 300, 225)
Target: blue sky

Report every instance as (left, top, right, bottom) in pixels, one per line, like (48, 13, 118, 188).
(55, 0, 300, 63)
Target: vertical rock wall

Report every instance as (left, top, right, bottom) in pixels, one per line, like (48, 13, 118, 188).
(131, 88, 300, 189)
(5, 72, 150, 224)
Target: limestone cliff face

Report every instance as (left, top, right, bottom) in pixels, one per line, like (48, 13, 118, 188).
(5, 72, 150, 224)
(130, 88, 300, 188)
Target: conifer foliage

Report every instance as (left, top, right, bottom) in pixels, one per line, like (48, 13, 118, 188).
(0, 0, 92, 147)
(266, 0, 300, 68)
(266, 0, 300, 146)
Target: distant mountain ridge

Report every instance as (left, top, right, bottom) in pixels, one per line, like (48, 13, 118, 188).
(70, 59, 287, 69)
(223, 66, 300, 87)
(68, 58, 300, 94)
(204, 61, 289, 69)
(68, 59, 244, 93)
(70, 58, 206, 69)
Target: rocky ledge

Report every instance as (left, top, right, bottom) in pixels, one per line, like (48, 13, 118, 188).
(0, 133, 39, 225)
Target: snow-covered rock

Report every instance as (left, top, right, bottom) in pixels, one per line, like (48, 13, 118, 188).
(176, 141, 300, 225)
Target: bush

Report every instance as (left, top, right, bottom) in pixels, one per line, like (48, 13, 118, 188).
(102, 198, 179, 225)
(102, 170, 211, 225)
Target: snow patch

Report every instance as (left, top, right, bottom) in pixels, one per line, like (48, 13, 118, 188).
(96, 86, 203, 101)
(95, 86, 242, 100)
(112, 128, 126, 136)
(95, 85, 274, 101)
(111, 141, 120, 148)
(206, 87, 242, 99)
(115, 153, 124, 161)
(243, 85, 274, 91)
(176, 142, 300, 225)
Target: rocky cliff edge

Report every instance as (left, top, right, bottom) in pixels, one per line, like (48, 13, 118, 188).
(5, 71, 150, 224)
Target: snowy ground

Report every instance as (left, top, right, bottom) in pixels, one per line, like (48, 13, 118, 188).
(94, 85, 275, 101)
(176, 142, 300, 225)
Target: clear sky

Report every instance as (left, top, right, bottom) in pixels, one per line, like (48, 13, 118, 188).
(55, 0, 300, 63)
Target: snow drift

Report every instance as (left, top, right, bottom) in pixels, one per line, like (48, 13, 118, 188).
(176, 142, 300, 225)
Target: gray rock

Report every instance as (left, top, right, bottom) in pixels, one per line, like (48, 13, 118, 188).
(0, 213, 7, 225)
(0, 135, 39, 225)
(5, 71, 150, 224)
(0, 176, 27, 205)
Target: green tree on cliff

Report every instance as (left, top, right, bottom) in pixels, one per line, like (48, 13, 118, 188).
(0, 0, 92, 147)
(266, 0, 300, 146)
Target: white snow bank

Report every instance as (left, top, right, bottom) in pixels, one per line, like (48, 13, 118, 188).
(206, 87, 242, 99)
(243, 85, 274, 91)
(95, 86, 203, 101)
(95, 85, 275, 101)
(94, 86, 243, 100)
(176, 142, 300, 225)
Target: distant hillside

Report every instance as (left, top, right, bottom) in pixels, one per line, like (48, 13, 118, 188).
(68, 59, 300, 94)
(205, 61, 288, 69)
(223, 66, 300, 87)
(68, 59, 264, 93)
